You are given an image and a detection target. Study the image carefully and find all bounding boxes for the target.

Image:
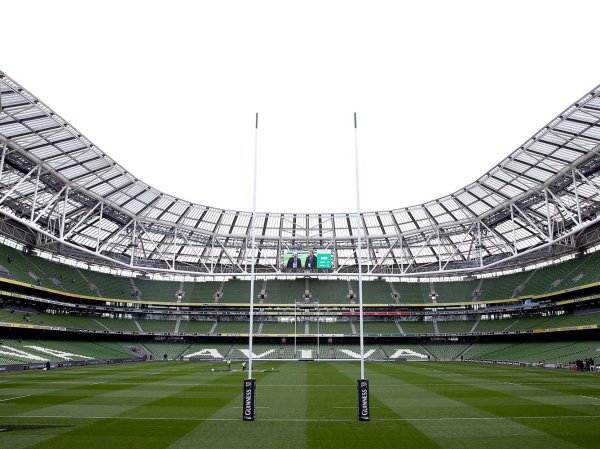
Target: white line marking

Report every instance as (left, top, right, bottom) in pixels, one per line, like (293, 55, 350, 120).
(231, 406, 270, 409)
(0, 395, 32, 402)
(333, 406, 380, 409)
(0, 415, 598, 422)
(0, 380, 597, 388)
(581, 395, 600, 401)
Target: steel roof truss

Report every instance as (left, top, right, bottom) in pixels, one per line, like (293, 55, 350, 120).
(546, 187, 580, 228)
(63, 201, 102, 240)
(0, 165, 36, 206)
(137, 223, 174, 270)
(98, 218, 134, 254)
(31, 185, 66, 224)
(440, 223, 476, 271)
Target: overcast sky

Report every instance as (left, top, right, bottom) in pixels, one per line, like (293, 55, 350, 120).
(3, 1, 600, 214)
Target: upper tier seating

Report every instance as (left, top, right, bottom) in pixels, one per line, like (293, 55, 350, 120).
(1, 242, 600, 304)
(181, 281, 221, 302)
(350, 279, 394, 303)
(263, 279, 305, 303)
(220, 279, 251, 303)
(308, 280, 349, 303)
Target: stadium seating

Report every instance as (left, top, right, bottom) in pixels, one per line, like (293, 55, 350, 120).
(220, 279, 251, 303)
(280, 343, 327, 359)
(260, 321, 299, 335)
(94, 317, 139, 333)
(137, 319, 177, 333)
(77, 269, 135, 300)
(309, 320, 353, 335)
(473, 318, 519, 333)
(541, 310, 600, 327)
(141, 342, 191, 359)
(3, 306, 598, 336)
(228, 343, 282, 359)
(0, 244, 49, 286)
(1, 338, 598, 365)
(364, 320, 401, 334)
(308, 279, 349, 303)
(351, 279, 394, 303)
(0, 339, 139, 364)
(213, 321, 258, 334)
(477, 271, 531, 301)
(2, 241, 600, 306)
(463, 341, 600, 365)
(379, 343, 431, 360)
(436, 320, 476, 334)
(178, 318, 215, 334)
(30, 256, 96, 296)
(134, 278, 181, 302)
(422, 343, 471, 361)
(263, 279, 306, 303)
(398, 320, 435, 334)
(431, 279, 478, 302)
(562, 251, 600, 288)
(0, 309, 102, 330)
(332, 344, 388, 359)
(182, 343, 235, 359)
(0, 308, 35, 324)
(181, 281, 221, 302)
(392, 281, 431, 303)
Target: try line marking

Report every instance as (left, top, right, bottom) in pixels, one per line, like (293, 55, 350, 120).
(232, 406, 270, 409)
(581, 395, 600, 401)
(333, 406, 380, 409)
(0, 395, 32, 402)
(0, 415, 598, 423)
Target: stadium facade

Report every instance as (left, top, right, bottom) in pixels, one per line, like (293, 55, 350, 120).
(1, 70, 600, 278)
(0, 70, 599, 369)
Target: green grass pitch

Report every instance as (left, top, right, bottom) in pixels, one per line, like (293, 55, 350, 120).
(1, 361, 599, 448)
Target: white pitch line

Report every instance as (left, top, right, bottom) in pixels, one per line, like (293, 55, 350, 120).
(581, 395, 600, 401)
(0, 394, 32, 402)
(231, 406, 270, 409)
(0, 414, 598, 422)
(333, 406, 380, 409)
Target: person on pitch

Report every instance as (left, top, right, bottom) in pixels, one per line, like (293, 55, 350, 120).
(242, 361, 247, 371)
(226, 359, 232, 371)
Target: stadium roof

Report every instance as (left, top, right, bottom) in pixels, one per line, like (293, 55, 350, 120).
(1, 70, 600, 276)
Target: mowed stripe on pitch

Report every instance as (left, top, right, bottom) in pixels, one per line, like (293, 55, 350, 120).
(1, 362, 233, 448)
(306, 362, 444, 449)
(0, 362, 599, 449)
(367, 362, 600, 449)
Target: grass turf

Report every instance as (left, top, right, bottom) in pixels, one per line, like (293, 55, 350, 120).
(0, 361, 599, 449)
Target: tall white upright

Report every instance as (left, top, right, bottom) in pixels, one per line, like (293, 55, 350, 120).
(354, 112, 369, 421)
(243, 113, 259, 421)
(248, 112, 259, 378)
